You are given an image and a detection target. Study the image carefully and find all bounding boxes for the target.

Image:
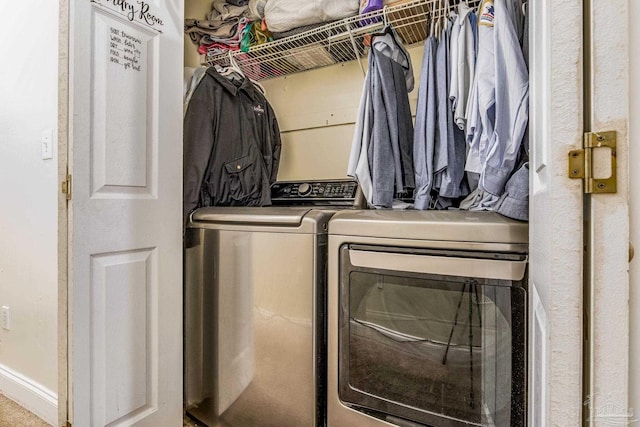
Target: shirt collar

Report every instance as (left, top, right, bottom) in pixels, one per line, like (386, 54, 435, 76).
(206, 67, 257, 101)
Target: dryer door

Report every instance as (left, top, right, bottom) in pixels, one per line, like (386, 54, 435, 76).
(338, 244, 527, 427)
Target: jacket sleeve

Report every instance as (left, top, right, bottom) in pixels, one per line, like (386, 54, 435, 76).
(183, 94, 214, 224)
(413, 38, 437, 210)
(268, 106, 282, 183)
(347, 55, 372, 178)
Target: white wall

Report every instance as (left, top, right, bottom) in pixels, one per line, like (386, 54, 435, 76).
(260, 46, 423, 181)
(0, 0, 59, 422)
(629, 0, 640, 420)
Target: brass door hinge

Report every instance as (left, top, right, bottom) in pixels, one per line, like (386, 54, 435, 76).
(61, 173, 72, 200)
(568, 130, 617, 193)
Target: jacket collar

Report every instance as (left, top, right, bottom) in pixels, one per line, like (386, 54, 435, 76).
(206, 66, 257, 100)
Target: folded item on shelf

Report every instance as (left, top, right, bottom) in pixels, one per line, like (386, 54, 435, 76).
(188, 17, 251, 53)
(264, 0, 359, 33)
(185, 18, 239, 41)
(199, 42, 240, 55)
(185, 0, 249, 44)
(240, 21, 272, 51)
(206, 0, 248, 23)
(247, 0, 267, 20)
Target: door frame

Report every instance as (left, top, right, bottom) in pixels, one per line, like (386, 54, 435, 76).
(57, 0, 69, 425)
(583, 0, 631, 423)
(629, 0, 640, 419)
(629, 2, 640, 418)
(56, 0, 632, 425)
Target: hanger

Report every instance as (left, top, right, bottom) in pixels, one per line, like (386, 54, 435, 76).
(368, 11, 394, 48)
(433, 0, 444, 39)
(227, 50, 267, 95)
(442, 0, 450, 32)
(428, 2, 436, 38)
(215, 62, 236, 77)
(228, 50, 242, 75)
(213, 54, 239, 78)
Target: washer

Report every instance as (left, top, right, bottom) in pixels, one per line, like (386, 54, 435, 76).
(184, 179, 359, 427)
(327, 210, 529, 427)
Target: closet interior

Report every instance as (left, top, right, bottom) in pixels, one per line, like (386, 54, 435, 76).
(184, 0, 528, 216)
(182, 0, 530, 426)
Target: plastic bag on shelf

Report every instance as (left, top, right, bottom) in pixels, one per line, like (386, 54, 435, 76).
(264, 0, 359, 33)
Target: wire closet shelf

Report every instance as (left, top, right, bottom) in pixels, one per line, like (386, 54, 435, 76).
(204, 0, 480, 81)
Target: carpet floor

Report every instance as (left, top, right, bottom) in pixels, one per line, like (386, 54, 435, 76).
(0, 394, 49, 427)
(0, 393, 204, 427)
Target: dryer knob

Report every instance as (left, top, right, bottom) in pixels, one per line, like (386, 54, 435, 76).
(298, 183, 312, 196)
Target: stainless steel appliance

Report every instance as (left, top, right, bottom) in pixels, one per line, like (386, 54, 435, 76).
(184, 179, 359, 427)
(327, 210, 529, 427)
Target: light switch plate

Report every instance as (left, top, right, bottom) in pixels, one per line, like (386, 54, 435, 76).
(42, 129, 53, 160)
(1, 306, 10, 331)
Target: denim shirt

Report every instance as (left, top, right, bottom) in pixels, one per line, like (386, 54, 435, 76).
(464, 0, 528, 207)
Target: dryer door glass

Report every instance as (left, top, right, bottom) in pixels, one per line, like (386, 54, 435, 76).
(338, 245, 527, 427)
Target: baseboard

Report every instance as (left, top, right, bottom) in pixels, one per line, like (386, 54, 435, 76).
(0, 363, 57, 426)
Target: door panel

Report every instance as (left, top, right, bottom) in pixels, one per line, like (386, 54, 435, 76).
(91, 249, 157, 426)
(69, 0, 183, 425)
(91, 9, 157, 197)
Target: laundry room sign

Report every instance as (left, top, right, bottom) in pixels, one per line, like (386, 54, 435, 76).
(91, 0, 164, 31)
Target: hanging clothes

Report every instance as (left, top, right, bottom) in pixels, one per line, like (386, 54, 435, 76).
(412, 35, 437, 210)
(183, 66, 208, 116)
(437, 18, 469, 206)
(183, 67, 281, 223)
(432, 20, 451, 197)
(495, 161, 529, 220)
(413, 14, 469, 211)
(462, 0, 529, 210)
(347, 54, 374, 204)
(450, 2, 477, 131)
(348, 26, 415, 208)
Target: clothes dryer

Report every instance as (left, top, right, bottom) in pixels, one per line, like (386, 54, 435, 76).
(327, 210, 529, 427)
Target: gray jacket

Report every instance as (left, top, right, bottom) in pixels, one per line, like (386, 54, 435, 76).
(348, 27, 414, 208)
(183, 67, 281, 222)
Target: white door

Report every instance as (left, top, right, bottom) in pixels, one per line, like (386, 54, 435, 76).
(529, 0, 630, 425)
(528, 1, 584, 424)
(68, 0, 184, 425)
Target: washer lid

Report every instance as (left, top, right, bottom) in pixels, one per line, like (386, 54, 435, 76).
(191, 206, 312, 226)
(328, 210, 529, 244)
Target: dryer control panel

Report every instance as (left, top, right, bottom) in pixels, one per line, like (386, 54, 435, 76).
(271, 179, 359, 205)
